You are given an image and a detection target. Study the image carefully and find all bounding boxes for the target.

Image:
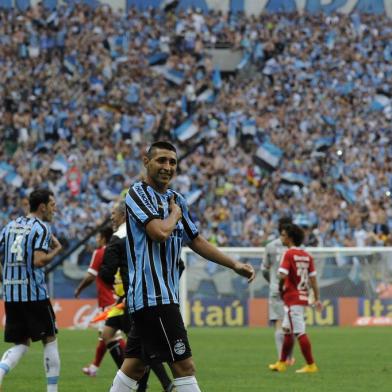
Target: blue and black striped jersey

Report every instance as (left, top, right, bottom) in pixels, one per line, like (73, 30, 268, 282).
(0, 216, 52, 302)
(125, 181, 198, 313)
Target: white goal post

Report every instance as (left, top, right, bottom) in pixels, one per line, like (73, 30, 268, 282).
(179, 247, 392, 326)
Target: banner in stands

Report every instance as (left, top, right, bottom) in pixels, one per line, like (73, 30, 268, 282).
(126, 0, 392, 16)
(3, 0, 392, 17)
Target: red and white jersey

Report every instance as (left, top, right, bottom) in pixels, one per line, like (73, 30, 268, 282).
(88, 246, 116, 308)
(278, 247, 316, 306)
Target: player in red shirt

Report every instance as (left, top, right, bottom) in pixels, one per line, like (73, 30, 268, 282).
(74, 226, 117, 377)
(269, 223, 323, 373)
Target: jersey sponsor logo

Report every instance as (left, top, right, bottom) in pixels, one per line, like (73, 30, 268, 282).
(173, 339, 186, 355)
(3, 278, 29, 285)
(293, 255, 310, 262)
(9, 226, 31, 235)
(134, 185, 156, 213)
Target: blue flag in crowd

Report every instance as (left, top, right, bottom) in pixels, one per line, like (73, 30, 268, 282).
(314, 136, 334, 151)
(212, 67, 222, 90)
(335, 184, 356, 204)
(174, 117, 199, 141)
(370, 94, 390, 111)
(185, 189, 202, 205)
(254, 141, 283, 171)
(151, 65, 185, 85)
(281, 172, 311, 187)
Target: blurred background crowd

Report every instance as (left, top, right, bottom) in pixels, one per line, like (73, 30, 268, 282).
(1, 2, 392, 251)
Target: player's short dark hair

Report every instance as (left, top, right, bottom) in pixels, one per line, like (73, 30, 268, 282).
(29, 189, 54, 212)
(281, 223, 305, 246)
(99, 226, 113, 243)
(147, 141, 177, 159)
(278, 216, 293, 233)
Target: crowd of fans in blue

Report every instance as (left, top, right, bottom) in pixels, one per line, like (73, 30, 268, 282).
(1, 3, 392, 251)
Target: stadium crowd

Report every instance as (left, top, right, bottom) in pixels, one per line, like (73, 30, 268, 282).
(1, 3, 392, 249)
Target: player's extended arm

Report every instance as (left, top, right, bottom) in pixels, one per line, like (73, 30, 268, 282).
(145, 196, 182, 242)
(309, 275, 323, 311)
(34, 235, 62, 268)
(189, 235, 255, 282)
(74, 273, 95, 298)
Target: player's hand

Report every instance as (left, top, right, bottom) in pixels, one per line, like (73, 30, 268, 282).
(233, 261, 255, 283)
(169, 196, 182, 222)
(313, 300, 323, 312)
(51, 235, 62, 252)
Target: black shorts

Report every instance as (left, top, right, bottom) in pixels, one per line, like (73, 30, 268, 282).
(105, 312, 132, 334)
(4, 299, 57, 343)
(125, 304, 191, 364)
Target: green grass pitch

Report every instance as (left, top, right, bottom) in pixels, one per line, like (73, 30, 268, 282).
(0, 327, 390, 391)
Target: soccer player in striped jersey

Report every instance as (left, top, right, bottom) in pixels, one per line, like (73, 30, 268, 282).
(109, 141, 255, 392)
(0, 188, 62, 391)
(99, 201, 175, 392)
(269, 223, 323, 374)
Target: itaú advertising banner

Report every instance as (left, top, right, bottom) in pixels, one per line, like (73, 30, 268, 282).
(185, 297, 392, 327)
(0, 298, 391, 328)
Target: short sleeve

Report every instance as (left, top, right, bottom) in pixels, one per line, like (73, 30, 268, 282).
(278, 250, 290, 276)
(126, 183, 160, 226)
(34, 222, 52, 252)
(88, 249, 102, 276)
(175, 193, 199, 244)
(308, 254, 317, 277)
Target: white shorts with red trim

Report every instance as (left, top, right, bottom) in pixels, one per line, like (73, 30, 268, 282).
(282, 305, 306, 335)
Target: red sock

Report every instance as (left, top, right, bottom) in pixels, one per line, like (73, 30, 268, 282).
(118, 338, 126, 350)
(280, 334, 294, 361)
(297, 334, 314, 364)
(93, 339, 107, 367)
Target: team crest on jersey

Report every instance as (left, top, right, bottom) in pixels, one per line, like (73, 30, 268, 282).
(173, 339, 186, 355)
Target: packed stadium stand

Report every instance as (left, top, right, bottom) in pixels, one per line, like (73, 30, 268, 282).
(1, 0, 392, 300)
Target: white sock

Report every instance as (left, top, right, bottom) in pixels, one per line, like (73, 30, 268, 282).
(44, 340, 60, 392)
(274, 329, 285, 358)
(173, 376, 201, 392)
(109, 370, 138, 392)
(0, 344, 29, 384)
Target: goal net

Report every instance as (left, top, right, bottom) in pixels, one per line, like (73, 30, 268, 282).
(179, 247, 392, 327)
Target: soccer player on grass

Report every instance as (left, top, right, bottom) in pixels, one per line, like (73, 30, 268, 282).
(74, 225, 115, 377)
(100, 201, 175, 392)
(0, 189, 62, 391)
(109, 141, 255, 392)
(262, 216, 295, 367)
(269, 223, 322, 373)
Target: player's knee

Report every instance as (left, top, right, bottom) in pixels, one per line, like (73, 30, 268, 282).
(282, 327, 291, 334)
(102, 326, 116, 344)
(120, 358, 147, 381)
(131, 364, 147, 380)
(171, 358, 196, 377)
(42, 335, 56, 345)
